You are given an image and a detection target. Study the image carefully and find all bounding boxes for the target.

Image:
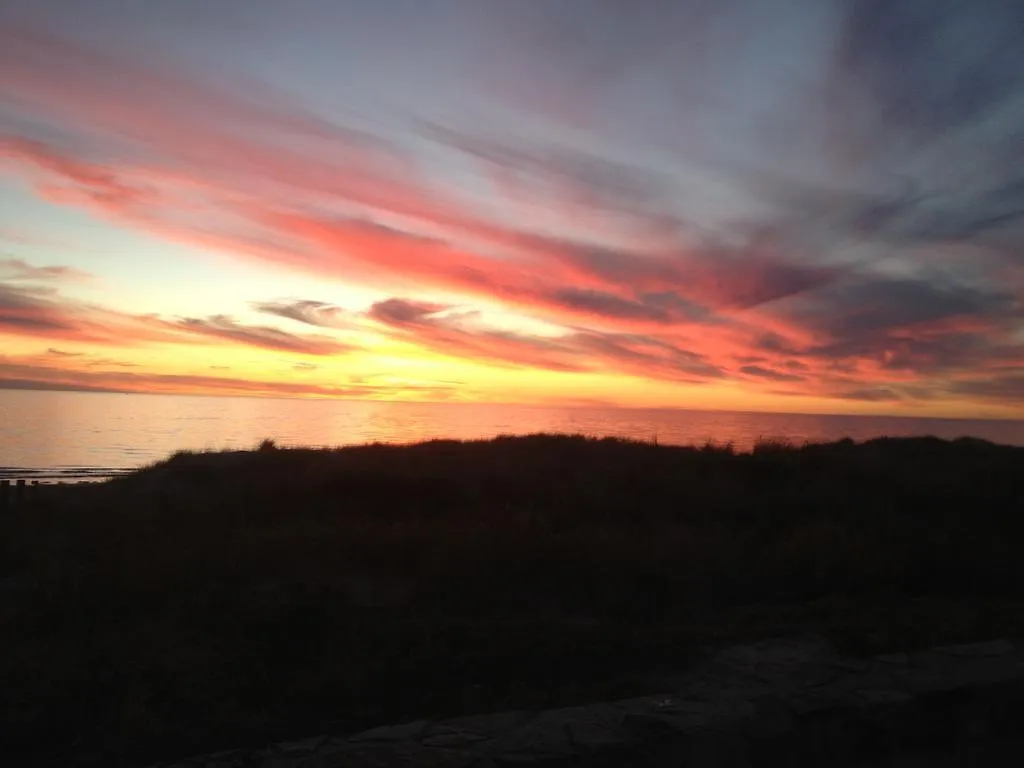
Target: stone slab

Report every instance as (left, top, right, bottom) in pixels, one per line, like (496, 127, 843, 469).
(148, 637, 1024, 768)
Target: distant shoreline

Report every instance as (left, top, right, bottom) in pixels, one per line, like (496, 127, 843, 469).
(0, 467, 135, 482)
(3, 385, 1024, 422)
(5, 390, 1024, 478)
(5, 429, 1024, 484)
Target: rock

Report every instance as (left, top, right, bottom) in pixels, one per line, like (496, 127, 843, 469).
(935, 639, 1016, 658)
(142, 637, 1024, 768)
(276, 734, 326, 754)
(348, 720, 430, 743)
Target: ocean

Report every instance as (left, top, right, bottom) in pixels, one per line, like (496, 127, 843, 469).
(1, 389, 1023, 481)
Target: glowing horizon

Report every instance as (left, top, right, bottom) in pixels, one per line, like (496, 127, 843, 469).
(2, 2, 1024, 419)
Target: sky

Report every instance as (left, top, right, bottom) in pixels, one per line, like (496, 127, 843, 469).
(1, 0, 1023, 417)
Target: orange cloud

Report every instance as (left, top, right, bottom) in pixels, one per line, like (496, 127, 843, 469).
(262, 296, 724, 383)
(0, 280, 173, 345)
(0, 257, 92, 282)
(0, 273, 356, 357)
(2, 22, 1023, 414)
(160, 315, 355, 356)
(0, 357, 457, 400)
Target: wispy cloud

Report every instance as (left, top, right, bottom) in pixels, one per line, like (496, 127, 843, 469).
(0, 257, 90, 282)
(0, 261, 358, 356)
(740, 365, 805, 384)
(2, 4, 1023, 412)
(254, 295, 725, 383)
(0, 281, 118, 342)
(0, 357, 457, 400)
(168, 315, 356, 356)
(252, 299, 354, 329)
(45, 347, 83, 357)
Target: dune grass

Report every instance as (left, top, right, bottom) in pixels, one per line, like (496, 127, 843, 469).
(2, 433, 1024, 766)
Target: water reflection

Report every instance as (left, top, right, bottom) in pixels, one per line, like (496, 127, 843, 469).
(1, 390, 1023, 478)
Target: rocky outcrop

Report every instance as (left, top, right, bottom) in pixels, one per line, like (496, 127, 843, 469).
(147, 637, 1024, 767)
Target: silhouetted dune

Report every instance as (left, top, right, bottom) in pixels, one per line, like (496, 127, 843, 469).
(2, 434, 1023, 766)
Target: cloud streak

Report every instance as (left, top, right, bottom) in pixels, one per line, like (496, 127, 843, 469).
(169, 315, 356, 356)
(252, 299, 354, 329)
(0, 357, 457, 400)
(1, 4, 1023, 413)
(257, 296, 726, 383)
(0, 257, 90, 282)
(0, 269, 358, 356)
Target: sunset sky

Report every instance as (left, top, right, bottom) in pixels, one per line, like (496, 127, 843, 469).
(2, 0, 1023, 417)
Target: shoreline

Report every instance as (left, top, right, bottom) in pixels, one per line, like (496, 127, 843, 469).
(4, 429, 1022, 485)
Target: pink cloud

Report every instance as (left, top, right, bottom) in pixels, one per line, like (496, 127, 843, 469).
(9, 134, 1021, 403)
(2, 22, 1023, 411)
(0, 256, 91, 282)
(0, 271, 355, 356)
(0, 357, 458, 400)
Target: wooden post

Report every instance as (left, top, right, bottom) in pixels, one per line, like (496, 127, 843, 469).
(14, 478, 27, 507)
(0, 479, 9, 512)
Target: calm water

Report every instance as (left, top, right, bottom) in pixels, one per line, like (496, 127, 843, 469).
(2, 389, 1023, 480)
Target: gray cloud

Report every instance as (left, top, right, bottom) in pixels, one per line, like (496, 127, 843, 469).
(573, 332, 724, 382)
(171, 315, 356, 356)
(739, 365, 805, 383)
(367, 298, 449, 326)
(767, 275, 1024, 377)
(543, 234, 842, 312)
(0, 257, 90, 281)
(252, 299, 353, 329)
(364, 296, 724, 382)
(550, 288, 673, 323)
(0, 358, 459, 399)
(832, 386, 904, 403)
(804, 277, 1018, 341)
(4, 2, 1024, 409)
(949, 376, 1024, 403)
(0, 282, 80, 333)
(421, 121, 673, 220)
(259, 295, 725, 383)
(837, 0, 1024, 138)
(0, 377, 121, 393)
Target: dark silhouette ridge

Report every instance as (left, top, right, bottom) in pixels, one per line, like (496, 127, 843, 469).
(1, 433, 1023, 766)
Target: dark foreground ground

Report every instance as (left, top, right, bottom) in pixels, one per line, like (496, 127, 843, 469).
(1, 433, 1023, 766)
